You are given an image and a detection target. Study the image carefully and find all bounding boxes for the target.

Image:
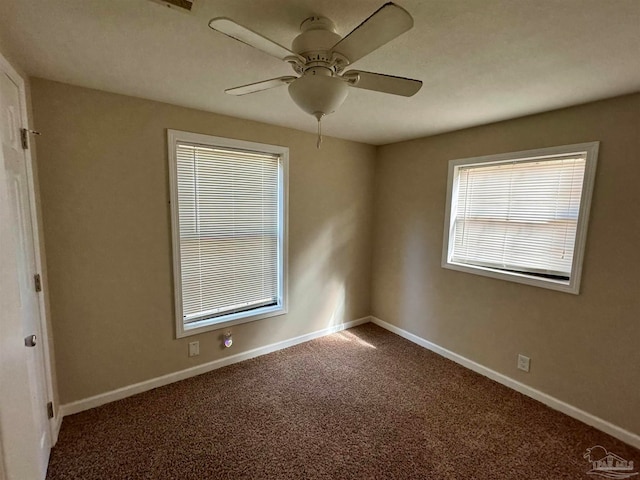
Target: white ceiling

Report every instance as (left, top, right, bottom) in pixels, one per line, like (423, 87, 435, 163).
(1, 0, 639, 145)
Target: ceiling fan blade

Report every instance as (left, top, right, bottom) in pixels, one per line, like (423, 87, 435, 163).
(225, 76, 297, 96)
(209, 18, 303, 62)
(330, 2, 413, 64)
(343, 70, 422, 97)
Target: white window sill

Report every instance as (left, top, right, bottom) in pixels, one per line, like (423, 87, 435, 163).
(442, 260, 578, 294)
(176, 304, 287, 338)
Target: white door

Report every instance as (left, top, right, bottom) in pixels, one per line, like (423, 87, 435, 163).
(0, 68, 51, 479)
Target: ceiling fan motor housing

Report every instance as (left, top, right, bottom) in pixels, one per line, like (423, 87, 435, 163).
(291, 16, 344, 68)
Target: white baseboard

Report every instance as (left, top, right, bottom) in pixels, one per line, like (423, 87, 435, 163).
(370, 316, 640, 449)
(59, 315, 639, 450)
(60, 316, 371, 418)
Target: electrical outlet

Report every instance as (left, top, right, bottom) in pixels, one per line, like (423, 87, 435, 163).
(517, 354, 530, 372)
(188, 341, 199, 357)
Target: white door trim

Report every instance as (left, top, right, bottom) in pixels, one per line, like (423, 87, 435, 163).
(0, 53, 58, 445)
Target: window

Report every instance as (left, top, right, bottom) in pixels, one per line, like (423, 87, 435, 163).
(442, 142, 599, 294)
(168, 130, 288, 337)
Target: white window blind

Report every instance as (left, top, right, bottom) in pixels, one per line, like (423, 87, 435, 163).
(451, 155, 586, 278)
(176, 142, 281, 324)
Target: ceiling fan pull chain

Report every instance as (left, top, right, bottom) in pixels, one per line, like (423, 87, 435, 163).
(316, 114, 323, 149)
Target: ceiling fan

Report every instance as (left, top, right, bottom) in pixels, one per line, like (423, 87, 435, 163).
(208, 2, 422, 147)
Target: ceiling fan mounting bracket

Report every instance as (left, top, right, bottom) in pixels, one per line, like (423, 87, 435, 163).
(299, 16, 337, 34)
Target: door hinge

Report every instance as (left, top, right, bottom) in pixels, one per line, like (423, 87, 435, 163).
(34, 273, 42, 292)
(20, 128, 29, 149)
(20, 128, 41, 150)
(47, 401, 54, 419)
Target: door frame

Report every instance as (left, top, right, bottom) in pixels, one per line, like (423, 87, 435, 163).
(0, 52, 59, 445)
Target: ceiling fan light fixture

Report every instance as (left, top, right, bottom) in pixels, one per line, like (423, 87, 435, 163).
(287, 74, 349, 117)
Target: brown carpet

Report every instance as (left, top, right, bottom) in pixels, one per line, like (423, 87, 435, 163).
(47, 323, 639, 479)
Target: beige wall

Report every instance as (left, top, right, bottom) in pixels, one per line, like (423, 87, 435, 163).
(31, 78, 376, 405)
(372, 93, 640, 435)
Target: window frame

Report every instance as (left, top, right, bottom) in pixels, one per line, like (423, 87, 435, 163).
(441, 141, 599, 294)
(168, 130, 289, 338)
